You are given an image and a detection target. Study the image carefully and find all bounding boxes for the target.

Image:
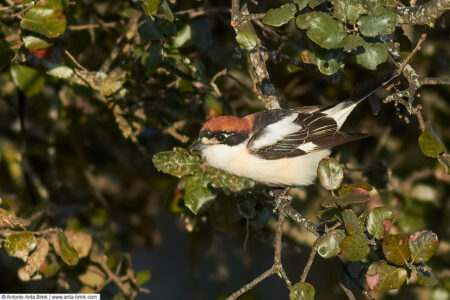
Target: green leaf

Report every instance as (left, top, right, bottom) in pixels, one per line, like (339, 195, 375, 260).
(142, 0, 160, 16)
(184, 173, 216, 214)
(366, 261, 407, 291)
(3, 232, 37, 262)
(336, 183, 372, 206)
(315, 49, 344, 75)
(317, 229, 346, 258)
(306, 13, 346, 49)
(289, 282, 315, 300)
(161, 0, 174, 22)
(59, 231, 79, 266)
(417, 267, 438, 287)
(356, 42, 388, 70)
(142, 42, 163, 70)
(263, 4, 297, 27)
(308, 0, 327, 8)
(418, 125, 444, 158)
(204, 166, 254, 192)
(357, 7, 398, 37)
(22, 35, 52, 50)
(409, 230, 438, 263)
(152, 148, 201, 178)
(334, 0, 367, 25)
(339, 34, 364, 51)
(366, 207, 393, 239)
(317, 207, 340, 222)
(339, 233, 370, 261)
(296, 12, 320, 30)
(293, 0, 308, 10)
(10, 64, 46, 97)
(236, 29, 257, 50)
(172, 24, 192, 48)
(136, 269, 151, 286)
(137, 16, 162, 41)
(342, 209, 365, 235)
(20, 6, 66, 39)
(317, 157, 344, 190)
(382, 234, 411, 266)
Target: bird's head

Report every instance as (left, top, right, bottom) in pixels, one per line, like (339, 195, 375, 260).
(191, 116, 253, 152)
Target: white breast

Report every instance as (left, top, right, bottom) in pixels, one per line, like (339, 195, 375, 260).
(201, 142, 330, 186)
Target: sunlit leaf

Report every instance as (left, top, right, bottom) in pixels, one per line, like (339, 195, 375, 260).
(24, 238, 49, 277)
(183, 173, 216, 214)
(142, 0, 160, 16)
(10, 64, 46, 97)
(21, 6, 66, 38)
(152, 148, 201, 178)
(366, 207, 393, 239)
(59, 231, 79, 266)
(366, 260, 407, 291)
(356, 42, 389, 70)
(339, 233, 370, 261)
(78, 265, 106, 289)
(22, 35, 52, 50)
(342, 209, 365, 235)
(417, 267, 438, 287)
(236, 29, 257, 50)
(293, 0, 308, 10)
(419, 125, 444, 158)
(317, 229, 346, 258)
(136, 269, 151, 286)
(172, 24, 192, 48)
(161, 0, 174, 22)
(317, 157, 344, 190)
(409, 230, 438, 263)
(263, 4, 297, 27)
(306, 13, 346, 49)
(289, 282, 315, 300)
(334, 0, 367, 25)
(357, 6, 398, 37)
(3, 232, 37, 262)
(382, 234, 410, 266)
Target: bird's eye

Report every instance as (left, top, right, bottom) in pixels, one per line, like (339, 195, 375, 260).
(216, 134, 226, 142)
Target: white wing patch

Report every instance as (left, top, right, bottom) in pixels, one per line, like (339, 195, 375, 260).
(250, 114, 301, 149)
(297, 142, 317, 152)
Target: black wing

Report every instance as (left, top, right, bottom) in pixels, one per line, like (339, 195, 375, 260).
(247, 108, 368, 160)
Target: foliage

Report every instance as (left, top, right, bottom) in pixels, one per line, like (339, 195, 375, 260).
(0, 0, 448, 299)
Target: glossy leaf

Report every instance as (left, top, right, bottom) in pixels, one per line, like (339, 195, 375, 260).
(334, 0, 367, 25)
(308, 0, 326, 8)
(161, 0, 174, 22)
(342, 209, 365, 235)
(366, 261, 407, 291)
(366, 207, 393, 239)
(337, 183, 372, 206)
(419, 126, 444, 157)
(59, 231, 79, 266)
(315, 49, 344, 75)
(296, 12, 322, 30)
(356, 42, 389, 70)
(4, 232, 37, 262)
(293, 0, 308, 10)
(306, 14, 346, 49)
(339, 233, 370, 261)
(317, 157, 344, 190)
(21, 6, 66, 38)
(183, 173, 216, 214)
(172, 25, 192, 48)
(262, 4, 297, 27)
(409, 230, 438, 263)
(236, 29, 257, 50)
(417, 267, 438, 287)
(152, 148, 201, 178)
(22, 35, 52, 50)
(10, 64, 46, 97)
(339, 34, 364, 51)
(317, 229, 346, 259)
(142, 0, 160, 16)
(382, 234, 411, 266)
(357, 7, 398, 37)
(204, 166, 254, 192)
(289, 282, 315, 300)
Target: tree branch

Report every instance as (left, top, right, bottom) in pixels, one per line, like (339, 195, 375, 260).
(231, 0, 280, 109)
(396, 0, 450, 25)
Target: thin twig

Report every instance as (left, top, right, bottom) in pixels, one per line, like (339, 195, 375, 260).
(300, 241, 319, 283)
(397, 33, 427, 75)
(68, 22, 117, 31)
(64, 50, 88, 72)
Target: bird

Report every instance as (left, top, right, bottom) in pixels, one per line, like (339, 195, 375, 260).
(191, 75, 396, 186)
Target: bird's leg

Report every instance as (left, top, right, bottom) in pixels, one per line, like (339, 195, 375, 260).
(272, 187, 292, 212)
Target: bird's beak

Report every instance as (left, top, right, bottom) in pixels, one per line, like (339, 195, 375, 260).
(191, 140, 206, 152)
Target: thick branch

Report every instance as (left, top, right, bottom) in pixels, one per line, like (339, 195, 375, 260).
(396, 0, 450, 25)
